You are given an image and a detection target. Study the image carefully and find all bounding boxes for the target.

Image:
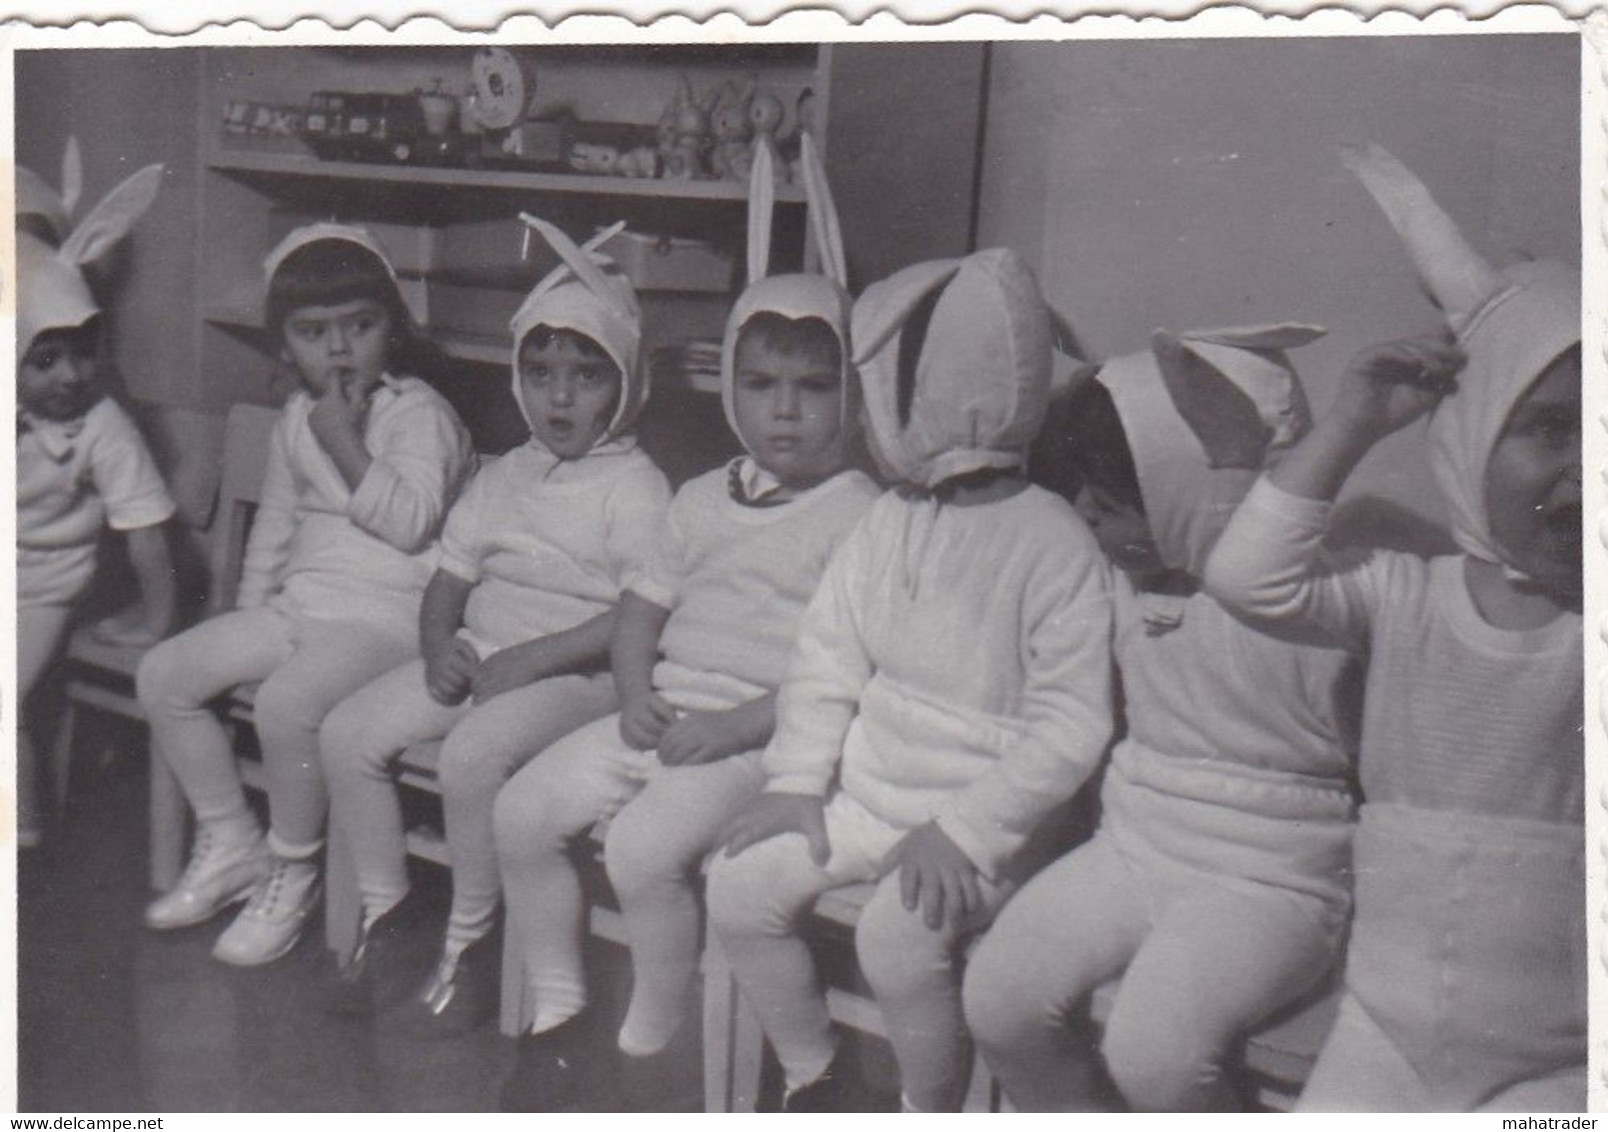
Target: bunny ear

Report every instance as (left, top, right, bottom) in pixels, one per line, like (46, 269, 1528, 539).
(799, 132, 848, 289)
(59, 163, 163, 268)
(852, 258, 963, 366)
(61, 137, 83, 218)
(583, 220, 627, 254)
(746, 135, 776, 286)
(519, 212, 633, 316)
(1340, 142, 1502, 327)
(1152, 329, 1273, 470)
(1186, 322, 1325, 352)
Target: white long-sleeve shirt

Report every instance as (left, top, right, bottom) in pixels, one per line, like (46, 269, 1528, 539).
(438, 440, 670, 656)
(764, 485, 1115, 878)
(236, 374, 476, 635)
(1205, 477, 1581, 822)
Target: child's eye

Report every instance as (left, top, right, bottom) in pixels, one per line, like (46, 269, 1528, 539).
(578, 366, 601, 385)
(351, 314, 379, 334)
(802, 378, 840, 395)
(739, 374, 773, 391)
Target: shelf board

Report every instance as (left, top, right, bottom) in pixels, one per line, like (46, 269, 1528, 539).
(208, 149, 805, 204)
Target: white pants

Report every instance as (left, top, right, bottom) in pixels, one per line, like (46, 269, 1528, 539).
(706, 791, 1008, 1112)
(137, 606, 416, 848)
(321, 659, 616, 937)
(494, 713, 762, 1033)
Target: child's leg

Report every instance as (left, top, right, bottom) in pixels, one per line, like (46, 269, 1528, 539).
(17, 603, 73, 840)
(436, 671, 617, 956)
(603, 752, 766, 1055)
(1295, 992, 1430, 1112)
(137, 607, 296, 831)
(493, 714, 652, 1034)
(855, 866, 1012, 1112)
(1477, 1065, 1586, 1113)
(963, 838, 1150, 1112)
(1102, 884, 1341, 1111)
(321, 658, 467, 927)
(252, 617, 416, 854)
(705, 795, 894, 1093)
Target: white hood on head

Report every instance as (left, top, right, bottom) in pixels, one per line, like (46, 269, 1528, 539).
(853, 247, 1053, 488)
(510, 216, 646, 444)
(1344, 142, 1581, 569)
(262, 221, 401, 287)
(1097, 323, 1323, 576)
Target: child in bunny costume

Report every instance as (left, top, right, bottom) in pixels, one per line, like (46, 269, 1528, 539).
(964, 326, 1359, 1111)
(137, 224, 476, 968)
(319, 216, 671, 1034)
(709, 248, 1115, 1112)
(1205, 145, 1583, 1110)
(493, 135, 879, 1111)
(16, 150, 176, 846)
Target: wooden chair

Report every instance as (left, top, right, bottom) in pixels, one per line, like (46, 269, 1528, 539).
(46, 402, 275, 889)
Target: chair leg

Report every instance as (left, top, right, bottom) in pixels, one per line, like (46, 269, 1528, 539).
(48, 700, 78, 816)
(499, 924, 531, 1037)
(148, 741, 187, 891)
(701, 931, 764, 1112)
(323, 815, 362, 961)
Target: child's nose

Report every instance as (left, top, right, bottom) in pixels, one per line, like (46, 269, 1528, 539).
(327, 323, 352, 354)
(774, 383, 801, 419)
(549, 377, 576, 407)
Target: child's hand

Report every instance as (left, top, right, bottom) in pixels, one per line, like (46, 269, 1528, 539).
(657, 709, 744, 767)
(89, 609, 163, 649)
(723, 792, 831, 864)
(308, 378, 370, 450)
(470, 646, 541, 704)
(889, 822, 981, 932)
(619, 691, 677, 750)
(1329, 333, 1465, 443)
(424, 639, 478, 706)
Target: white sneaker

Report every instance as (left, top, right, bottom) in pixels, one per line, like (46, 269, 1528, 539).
(211, 857, 321, 967)
(144, 827, 269, 930)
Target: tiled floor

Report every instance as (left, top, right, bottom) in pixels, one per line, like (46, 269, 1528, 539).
(15, 718, 705, 1113)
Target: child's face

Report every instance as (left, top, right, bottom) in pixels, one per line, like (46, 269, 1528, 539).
(1483, 349, 1581, 593)
(1073, 483, 1166, 578)
(732, 337, 846, 488)
(518, 334, 622, 459)
(20, 326, 100, 422)
(280, 299, 391, 399)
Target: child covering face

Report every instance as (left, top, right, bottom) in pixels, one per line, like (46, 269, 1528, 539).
(137, 225, 476, 969)
(707, 248, 1116, 1113)
(964, 326, 1359, 1112)
(319, 218, 671, 1035)
(492, 270, 880, 1112)
(16, 159, 176, 847)
(1204, 144, 1584, 1111)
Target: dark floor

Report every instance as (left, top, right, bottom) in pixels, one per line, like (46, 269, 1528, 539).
(16, 715, 712, 1114)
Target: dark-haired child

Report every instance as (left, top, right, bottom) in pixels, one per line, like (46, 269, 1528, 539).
(137, 224, 476, 966)
(17, 159, 175, 847)
(964, 327, 1358, 1112)
(493, 272, 878, 1110)
(320, 218, 670, 1032)
(1206, 144, 1583, 1111)
(708, 249, 1114, 1113)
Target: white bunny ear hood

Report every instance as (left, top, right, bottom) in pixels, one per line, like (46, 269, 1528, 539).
(1344, 142, 1581, 569)
(17, 166, 71, 244)
(1096, 323, 1324, 576)
(510, 215, 646, 443)
(720, 132, 854, 452)
(263, 221, 401, 286)
(853, 247, 1053, 488)
(18, 232, 99, 354)
(17, 159, 162, 355)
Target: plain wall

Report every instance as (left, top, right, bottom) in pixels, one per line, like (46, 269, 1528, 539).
(976, 34, 1579, 522)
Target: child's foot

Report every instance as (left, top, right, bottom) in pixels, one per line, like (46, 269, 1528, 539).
(783, 1045, 864, 1113)
(498, 1014, 593, 1112)
(395, 932, 497, 1039)
(212, 856, 320, 966)
(144, 827, 269, 931)
(325, 889, 433, 1017)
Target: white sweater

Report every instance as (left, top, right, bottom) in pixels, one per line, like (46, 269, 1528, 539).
(1205, 478, 1581, 822)
(236, 375, 476, 636)
(439, 440, 670, 656)
(764, 485, 1115, 878)
(630, 465, 881, 712)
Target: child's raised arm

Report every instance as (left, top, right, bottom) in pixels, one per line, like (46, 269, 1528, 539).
(1205, 333, 1464, 648)
(341, 396, 474, 555)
